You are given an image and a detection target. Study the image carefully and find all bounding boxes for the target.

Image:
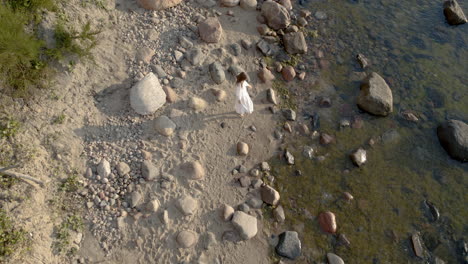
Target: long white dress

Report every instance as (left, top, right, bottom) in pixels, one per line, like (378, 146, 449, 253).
(235, 80, 254, 115)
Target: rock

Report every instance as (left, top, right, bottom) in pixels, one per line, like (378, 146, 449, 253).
(338, 234, 351, 247)
(177, 230, 197, 248)
(228, 64, 247, 78)
(319, 211, 337, 234)
(282, 66, 296, 81)
(275, 231, 301, 260)
(240, 0, 256, 10)
(146, 200, 160, 212)
(327, 253, 344, 264)
(284, 150, 294, 165)
(141, 150, 152, 160)
(282, 109, 296, 121)
(136, 47, 155, 63)
(97, 159, 111, 178)
(222, 230, 241, 242)
(356, 53, 369, 69)
(141, 160, 158, 181)
(162, 210, 169, 225)
(437, 120, 468, 161)
(221, 0, 239, 7)
(129, 192, 143, 208)
(257, 24, 271, 35)
(198, 17, 223, 43)
(302, 146, 314, 159)
(174, 50, 184, 62)
(261, 1, 291, 30)
(251, 179, 263, 189)
(212, 89, 227, 101)
(153, 115, 176, 136)
(357, 72, 393, 116)
(343, 192, 354, 201)
(241, 39, 252, 49)
(320, 133, 335, 145)
(231, 211, 258, 240)
(209, 62, 225, 84)
(300, 10, 311, 18)
(273, 205, 285, 222)
(350, 148, 367, 167)
(238, 176, 251, 187)
(283, 32, 307, 55)
(116, 162, 131, 176)
(266, 88, 278, 104)
(314, 11, 327, 20)
(238, 203, 250, 213)
(261, 162, 271, 171)
(237, 142, 249, 156)
(181, 161, 205, 180)
(319, 97, 332, 108)
(186, 48, 205, 66)
(247, 197, 263, 209)
(137, 0, 182, 10)
(257, 39, 275, 56)
(279, 0, 292, 10)
(130, 73, 166, 115)
(411, 233, 424, 258)
(284, 123, 292, 133)
(221, 204, 235, 221)
(297, 17, 307, 27)
(189, 97, 207, 111)
(424, 200, 440, 221)
(179, 36, 193, 49)
(177, 195, 198, 216)
(443, 0, 467, 25)
(261, 184, 280, 205)
(258, 68, 275, 83)
(249, 168, 260, 177)
(163, 86, 178, 103)
(203, 232, 217, 249)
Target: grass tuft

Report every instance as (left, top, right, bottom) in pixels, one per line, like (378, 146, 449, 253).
(0, 209, 26, 259)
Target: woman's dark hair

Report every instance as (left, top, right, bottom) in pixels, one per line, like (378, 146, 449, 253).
(236, 72, 248, 83)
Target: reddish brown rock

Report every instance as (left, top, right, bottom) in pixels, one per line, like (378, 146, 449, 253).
(281, 66, 296, 81)
(343, 192, 354, 201)
(318, 211, 337, 234)
(198, 17, 223, 43)
(258, 68, 275, 83)
(320, 133, 335, 145)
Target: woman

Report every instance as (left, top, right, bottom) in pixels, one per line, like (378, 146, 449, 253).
(235, 72, 254, 117)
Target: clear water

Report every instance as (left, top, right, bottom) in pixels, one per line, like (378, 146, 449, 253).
(267, 0, 468, 263)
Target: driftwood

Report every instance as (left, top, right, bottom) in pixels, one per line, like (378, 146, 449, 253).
(0, 166, 45, 187)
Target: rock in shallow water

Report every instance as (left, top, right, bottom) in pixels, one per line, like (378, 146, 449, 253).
(319, 211, 337, 234)
(443, 0, 467, 25)
(275, 231, 301, 260)
(357, 72, 393, 116)
(284, 150, 295, 165)
(350, 148, 367, 167)
(141, 160, 158, 181)
(437, 119, 468, 162)
(261, 184, 280, 205)
(327, 253, 344, 264)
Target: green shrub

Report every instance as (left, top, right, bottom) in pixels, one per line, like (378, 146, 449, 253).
(0, 209, 26, 258)
(49, 21, 100, 60)
(6, 0, 55, 13)
(0, 117, 20, 139)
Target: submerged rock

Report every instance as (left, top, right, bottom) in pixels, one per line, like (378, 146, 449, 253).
(284, 150, 295, 165)
(319, 211, 337, 234)
(275, 231, 301, 260)
(411, 233, 424, 258)
(356, 53, 370, 69)
(437, 119, 468, 162)
(350, 148, 367, 167)
(327, 253, 345, 264)
(357, 72, 393, 116)
(261, 184, 280, 205)
(443, 0, 467, 25)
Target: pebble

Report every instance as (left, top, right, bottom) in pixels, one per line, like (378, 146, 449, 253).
(302, 146, 314, 159)
(249, 168, 260, 177)
(177, 195, 198, 216)
(283, 123, 292, 133)
(284, 150, 295, 165)
(266, 88, 278, 105)
(338, 234, 351, 247)
(237, 142, 249, 156)
(343, 192, 354, 201)
(261, 162, 271, 171)
(350, 148, 367, 167)
(239, 176, 251, 187)
(241, 39, 252, 49)
(97, 159, 111, 178)
(238, 203, 250, 213)
(261, 184, 280, 205)
(141, 160, 158, 181)
(281, 66, 296, 81)
(411, 233, 424, 258)
(282, 109, 296, 121)
(221, 204, 235, 221)
(273, 205, 285, 222)
(320, 133, 335, 145)
(177, 230, 197, 248)
(327, 253, 344, 264)
(189, 96, 207, 111)
(129, 191, 143, 208)
(319, 211, 337, 234)
(116, 162, 131, 176)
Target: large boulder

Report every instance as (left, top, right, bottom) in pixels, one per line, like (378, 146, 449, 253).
(198, 17, 223, 43)
(130, 73, 166, 115)
(137, 0, 182, 10)
(437, 120, 468, 162)
(261, 1, 291, 30)
(283, 32, 307, 55)
(357, 72, 393, 116)
(231, 211, 258, 240)
(443, 0, 467, 25)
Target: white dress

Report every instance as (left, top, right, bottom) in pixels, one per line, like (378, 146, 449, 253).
(235, 80, 254, 115)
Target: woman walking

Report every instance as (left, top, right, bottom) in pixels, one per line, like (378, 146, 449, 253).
(234, 72, 254, 117)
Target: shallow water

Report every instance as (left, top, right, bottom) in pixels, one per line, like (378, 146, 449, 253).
(268, 0, 468, 263)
